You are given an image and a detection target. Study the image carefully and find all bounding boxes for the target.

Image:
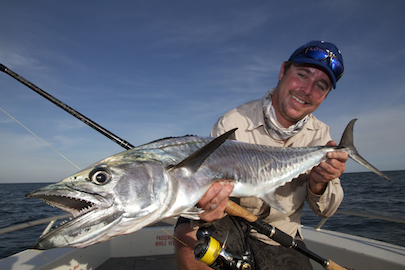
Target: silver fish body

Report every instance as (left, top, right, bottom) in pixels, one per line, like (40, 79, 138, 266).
(26, 119, 391, 249)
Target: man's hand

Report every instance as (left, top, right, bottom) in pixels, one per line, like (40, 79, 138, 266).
(197, 181, 234, 222)
(309, 140, 348, 195)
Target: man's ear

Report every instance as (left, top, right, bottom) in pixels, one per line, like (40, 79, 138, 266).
(278, 62, 286, 81)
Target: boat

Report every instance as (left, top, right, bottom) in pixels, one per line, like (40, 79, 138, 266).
(1, 64, 404, 269)
(0, 210, 404, 270)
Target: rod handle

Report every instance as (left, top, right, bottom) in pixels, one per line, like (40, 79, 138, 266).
(225, 200, 258, 222)
(325, 259, 347, 270)
(226, 201, 347, 270)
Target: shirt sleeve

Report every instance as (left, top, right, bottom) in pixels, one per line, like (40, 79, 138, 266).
(210, 114, 238, 140)
(307, 178, 344, 218)
(210, 118, 223, 137)
(304, 123, 344, 218)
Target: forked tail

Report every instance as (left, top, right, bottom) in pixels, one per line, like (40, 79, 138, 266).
(337, 119, 393, 181)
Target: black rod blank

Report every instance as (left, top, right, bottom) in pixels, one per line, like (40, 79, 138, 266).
(247, 218, 329, 267)
(0, 63, 134, 150)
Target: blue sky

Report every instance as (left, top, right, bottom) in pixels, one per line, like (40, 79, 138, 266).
(0, 1, 404, 183)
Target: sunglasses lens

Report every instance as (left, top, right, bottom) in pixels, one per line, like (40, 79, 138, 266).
(330, 57, 344, 78)
(305, 47, 344, 79)
(305, 47, 328, 60)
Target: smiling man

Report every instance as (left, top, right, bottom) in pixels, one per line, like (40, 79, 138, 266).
(175, 41, 347, 270)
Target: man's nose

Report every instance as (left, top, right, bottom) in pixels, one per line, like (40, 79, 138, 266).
(300, 81, 312, 95)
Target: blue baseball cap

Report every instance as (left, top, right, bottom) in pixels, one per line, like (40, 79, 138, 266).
(288, 41, 344, 89)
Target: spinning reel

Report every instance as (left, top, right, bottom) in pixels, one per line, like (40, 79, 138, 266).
(194, 227, 253, 270)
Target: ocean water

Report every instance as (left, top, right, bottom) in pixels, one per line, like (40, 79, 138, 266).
(301, 170, 405, 246)
(0, 170, 404, 260)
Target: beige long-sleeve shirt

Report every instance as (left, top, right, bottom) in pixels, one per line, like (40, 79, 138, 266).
(210, 91, 344, 245)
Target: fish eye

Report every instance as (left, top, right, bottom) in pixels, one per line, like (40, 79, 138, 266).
(89, 168, 111, 185)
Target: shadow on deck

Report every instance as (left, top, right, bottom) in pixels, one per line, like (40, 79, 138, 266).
(96, 254, 178, 270)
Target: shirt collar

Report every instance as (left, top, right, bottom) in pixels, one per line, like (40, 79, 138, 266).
(247, 88, 322, 132)
(247, 89, 274, 131)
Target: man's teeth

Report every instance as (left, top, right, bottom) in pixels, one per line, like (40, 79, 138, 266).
(292, 95, 305, 104)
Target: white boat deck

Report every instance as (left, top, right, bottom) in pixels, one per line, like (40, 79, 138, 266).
(96, 217, 179, 270)
(95, 218, 179, 270)
(1, 218, 405, 270)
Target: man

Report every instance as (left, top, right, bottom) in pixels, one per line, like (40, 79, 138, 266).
(174, 41, 348, 270)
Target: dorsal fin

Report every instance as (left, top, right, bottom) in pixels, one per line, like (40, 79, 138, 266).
(168, 128, 237, 173)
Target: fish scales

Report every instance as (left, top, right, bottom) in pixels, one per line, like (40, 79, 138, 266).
(200, 142, 327, 186)
(26, 119, 392, 249)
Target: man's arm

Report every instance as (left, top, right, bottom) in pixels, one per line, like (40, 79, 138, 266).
(309, 140, 348, 195)
(174, 181, 234, 270)
(306, 140, 347, 218)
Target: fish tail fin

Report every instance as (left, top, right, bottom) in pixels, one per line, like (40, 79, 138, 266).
(338, 119, 393, 181)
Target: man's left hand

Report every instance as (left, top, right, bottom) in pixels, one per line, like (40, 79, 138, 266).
(309, 140, 348, 195)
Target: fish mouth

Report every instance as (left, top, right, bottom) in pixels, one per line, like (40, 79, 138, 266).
(26, 185, 121, 250)
(30, 193, 96, 218)
(26, 185, 109, 219)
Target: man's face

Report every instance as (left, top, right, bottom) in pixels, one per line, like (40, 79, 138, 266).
(271, 62, 332, 127)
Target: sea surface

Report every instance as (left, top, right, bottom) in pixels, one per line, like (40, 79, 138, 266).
(0, 170, 404, 260)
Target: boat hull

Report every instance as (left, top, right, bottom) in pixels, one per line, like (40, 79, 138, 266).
(1, 224, 404, 270)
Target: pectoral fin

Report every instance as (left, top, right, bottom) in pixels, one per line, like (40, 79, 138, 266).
(259, 191, 286, 214)
(180, 206, 204, 220)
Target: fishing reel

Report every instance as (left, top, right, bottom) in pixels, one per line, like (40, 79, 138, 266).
(194, 227, 253, 270)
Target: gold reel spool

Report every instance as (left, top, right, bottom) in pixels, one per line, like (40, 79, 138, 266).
(194, 236, 222, 266)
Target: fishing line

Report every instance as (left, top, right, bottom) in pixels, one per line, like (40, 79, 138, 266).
(0, 106, 81, 170)
(155, 223, 188, 247)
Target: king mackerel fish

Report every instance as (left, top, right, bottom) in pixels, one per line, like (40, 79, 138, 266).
(27, 119, 392, 249)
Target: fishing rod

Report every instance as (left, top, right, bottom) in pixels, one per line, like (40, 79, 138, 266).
(1, 63, 346, 269)
(0, 63, 134, 150)
(225, 201, 346, 270)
